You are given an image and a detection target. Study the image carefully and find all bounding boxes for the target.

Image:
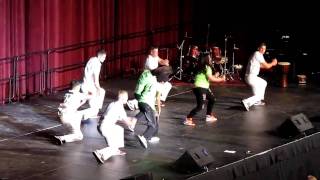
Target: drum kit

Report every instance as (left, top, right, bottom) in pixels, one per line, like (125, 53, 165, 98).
(171, 32, 242, 82)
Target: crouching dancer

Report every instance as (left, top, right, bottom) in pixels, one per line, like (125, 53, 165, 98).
(92, 90, 137, 163)
(54, 81, 96, 145)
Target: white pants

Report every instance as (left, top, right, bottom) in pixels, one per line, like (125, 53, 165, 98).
(159, 82, 172, 102)
(96, 122, 124, 161)
(81, 84, 106, 110)
(243, 75, 267, 107)
(58, 109, 86, 142)
(82, 107, 100, 120)
(88, 87, 105, 110)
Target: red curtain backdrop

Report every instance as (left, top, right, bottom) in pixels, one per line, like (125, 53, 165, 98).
(0, 0, 26, 103)
(0, 0, 192, 103)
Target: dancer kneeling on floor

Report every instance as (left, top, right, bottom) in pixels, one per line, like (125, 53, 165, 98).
(92, 90, 137, 163)
(184, 53, 226, 126)
(54, 80, 98, 145)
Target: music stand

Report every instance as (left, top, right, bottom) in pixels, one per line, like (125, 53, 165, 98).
(170, 33, 191, 81)
(170, 39, 185, 81)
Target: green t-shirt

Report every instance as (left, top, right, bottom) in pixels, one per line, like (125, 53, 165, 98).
(134, 70, 158, 110)
(194, 65, 212, 89)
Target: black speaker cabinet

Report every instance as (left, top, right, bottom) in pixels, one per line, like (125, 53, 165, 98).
(120, 172, 153, 180)
(173, 145, 214, 173)
(278, 113, 314, 137)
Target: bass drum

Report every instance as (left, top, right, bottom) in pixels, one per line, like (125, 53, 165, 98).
(182, 55, 198, 82)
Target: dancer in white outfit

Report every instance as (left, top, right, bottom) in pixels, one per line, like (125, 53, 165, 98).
(242, 43, 277, 111)
(81, 49, 107, 117)
(54, 81, 93, 144)
(93, 90, 137, 163)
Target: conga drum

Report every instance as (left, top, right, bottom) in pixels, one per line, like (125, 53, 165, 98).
(297, 74, 307, 85)
(278, 62, 291, 87)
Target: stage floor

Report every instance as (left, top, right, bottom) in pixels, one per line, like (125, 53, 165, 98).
(1, 77, 319, 180)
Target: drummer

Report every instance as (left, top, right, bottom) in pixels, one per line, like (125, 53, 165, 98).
(183, 45, 200, 81)
(212, 46, 222, 63)
(211, 46, 224, 76)
(241, 43, 277, 111)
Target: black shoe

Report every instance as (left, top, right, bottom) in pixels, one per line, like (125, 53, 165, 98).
(92, 150, 104, 164)
(137, 135, 148, 149)
(241, 100, 250, 111)
(54, 136, 64, 145)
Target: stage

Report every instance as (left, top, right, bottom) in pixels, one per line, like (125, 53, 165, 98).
(0, 77, 320, 180)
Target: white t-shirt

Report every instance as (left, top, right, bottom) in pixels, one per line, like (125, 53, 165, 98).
(245, 51, 266, 76)
(58, 90, 87, 114)
(100, 100, 127, 125)
(144, 55, 159, 70)
(82, 56, 102, 92)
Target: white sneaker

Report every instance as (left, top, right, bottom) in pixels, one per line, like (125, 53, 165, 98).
(253, 101, 266, 106)
(242, 100, 250, 111)
(206, 115, 218, 122)
(148, 136, 160, 143)
(92, 150, 104, 164)
(137, 135, 148, 149)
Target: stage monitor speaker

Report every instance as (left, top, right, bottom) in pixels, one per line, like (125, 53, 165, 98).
(277, 113, 314, 137)
(120, 172, 153, 180)
(173, 145, 213, 173)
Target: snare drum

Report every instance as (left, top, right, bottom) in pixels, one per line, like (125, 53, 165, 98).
(278, 62, 291, 87)
(234, 64, 243, 70)
(220, 57, 227, 64)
